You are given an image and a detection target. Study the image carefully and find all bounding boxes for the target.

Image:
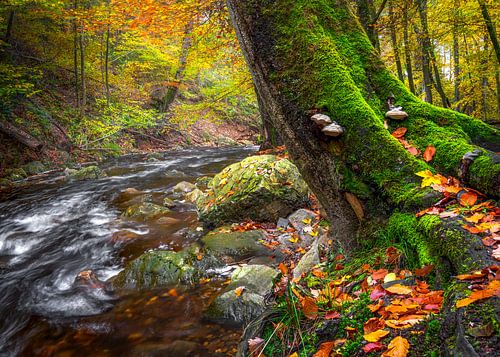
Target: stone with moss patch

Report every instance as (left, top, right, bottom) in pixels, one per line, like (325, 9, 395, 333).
(67, 166, 105, 181)
(197, 155, 309, 227)
(121, 202, 170, 221)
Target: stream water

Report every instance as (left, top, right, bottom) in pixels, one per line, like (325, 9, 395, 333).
(0, 146, 257, 357)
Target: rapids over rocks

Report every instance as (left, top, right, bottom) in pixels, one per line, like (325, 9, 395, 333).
(0, 147, 257, 357)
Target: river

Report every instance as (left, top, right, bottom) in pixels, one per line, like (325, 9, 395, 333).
(0, 146, 257, 356)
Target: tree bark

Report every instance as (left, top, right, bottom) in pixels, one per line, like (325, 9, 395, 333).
(79, 19, 86, 109)
(403, 0, 416, 94)
(73, 0, 80, 108)
(453, 8, 461, 108)
(160, 21, 193, 112)
(415, 0, 434, 104)
(357, 0, 380, 51)
(477, 0, 500, 65)
(388, 1, 404, 82)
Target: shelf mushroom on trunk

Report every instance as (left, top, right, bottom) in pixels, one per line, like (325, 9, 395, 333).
(311, 113, 345, 137)
(385, 94, 408, 120)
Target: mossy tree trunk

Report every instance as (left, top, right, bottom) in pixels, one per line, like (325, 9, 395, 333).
(227, 0, 499, 240)
(227, 0, 499, 353)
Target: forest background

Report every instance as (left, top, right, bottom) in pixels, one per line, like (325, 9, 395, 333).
(0, 0, 498, 174)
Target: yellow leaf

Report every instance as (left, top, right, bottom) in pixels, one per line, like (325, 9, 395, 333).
(415, 170, 446, 188)
(364, 329, 390, 342)
(302, 218, 312, 224)
(385, 284, 412, 295)
(384, 273, 397, 283)
(382, 336, 410, 357)
(289, 235, 299, 243)
(289, 353, 299, 357)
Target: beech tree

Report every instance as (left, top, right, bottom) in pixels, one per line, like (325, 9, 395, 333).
(227, 1, 499, 354)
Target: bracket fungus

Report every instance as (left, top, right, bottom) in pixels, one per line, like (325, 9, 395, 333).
(385, 94, 408, 121)
(311, 114, 344, 137)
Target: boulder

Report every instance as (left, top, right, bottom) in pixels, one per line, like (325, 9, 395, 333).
(205, 265, 278, 326)
(163, 197, 176, 208)
(202, 230, 272, 262)
(6, 168, 28, 181)
(121, 202, 170, 221)
(197, 155, 309, 227)
(172, 181, 196, 194)
(195, 176, 212, 190)
(185, 188, 203, 203)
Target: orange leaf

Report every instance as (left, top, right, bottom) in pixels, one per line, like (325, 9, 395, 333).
(382, 336, 410, 357)
(456, 289, 494, 308)
(302, 296, 318, 319)
(423, 145, 436, 162)
(465, 213, 485, 224)
(235, 286, 246, 297)
(364, 317, 385, 333)
(312, 268, 327, 278)
(415, 264, 434, 277)
(391, 127, 407, 138)
(368, 299, 384, 312)
(385, 284, 412, 295)
(313, 341, 334, 357)
(364, 329, 390, 342)
(325, 311, 341, 320)
(278, 262, 288, 275)
(406, 146, 419, 156)
(372, 269, 389, 280)
(460, 192, 478, 206)
(456, 272, 486, 280)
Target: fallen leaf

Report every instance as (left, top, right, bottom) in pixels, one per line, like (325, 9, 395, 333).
(385, 284, 412, 295)
(423, 145, 436, 162)
(278, 262, 288, 275)
(345, 192, 364, 220)
(382, 336, 410, 357)
(391, 127, 407, 138)
(465, 213, 486, 224)
(235, 286, 246, 297)
(384, 273, 397, 283)
(364, 317, 385, 333)
(302, 296, 318, 319)
(313, 341, 334, 357)
(456, 289, 494, 308)
(368, 299, 384, 312)
(364, 329, 390, 342)
(459, 192, 478, 206)
(363, 342, 386, 353)
(406, 146, 419, 156)
(372, 269, 389, 281)
(415, 264, 434, 277)
(416, 170, 447, 188)
(325, 311, 341, 320)
(370, 285, 387, 300)
(248, 337, 265, 356)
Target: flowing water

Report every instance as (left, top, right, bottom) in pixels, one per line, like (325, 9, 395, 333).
(0, 147, 257, 357)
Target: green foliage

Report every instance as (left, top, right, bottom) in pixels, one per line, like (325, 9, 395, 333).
(0, 64, 40, 111)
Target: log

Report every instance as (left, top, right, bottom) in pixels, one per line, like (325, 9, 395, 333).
(0, 120, 44, 150)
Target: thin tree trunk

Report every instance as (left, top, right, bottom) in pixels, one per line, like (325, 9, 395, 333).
(105, 0, 111, 104)
(495, 67, 500, 121)
(161, 21, 193, 112)
(73, 0, 80, 108)
(477, 0, 500, 65)
(79, 20, 86, 109)
(357, 0, 380, 51)
(403, 0, 416, 94)
(389, 1, 404, 82)
(453, 2, 461, 107)
(4, 10, 14, 43)
(416, 0, 434, 104)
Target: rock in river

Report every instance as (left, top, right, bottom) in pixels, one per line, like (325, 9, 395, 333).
(205, 265, 278, 326)
(121, 202, 170, 221)
(197, 155, 309, 227)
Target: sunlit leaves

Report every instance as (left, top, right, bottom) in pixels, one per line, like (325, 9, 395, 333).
(382, 336, 410, 357)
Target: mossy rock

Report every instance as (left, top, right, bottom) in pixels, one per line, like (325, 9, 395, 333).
(195, 176, 212, 190)
(172, 181, 196, 194)
(202, 229, 272, 261)
(6, 168, 28, 181)
(112, 250, 196, 289)
(21, 161, 46, 175)
(121, 202, 170, 221)
(205, 265, 279, 326)
(197, 155, 309, 227)
(68, 166, 105, 181)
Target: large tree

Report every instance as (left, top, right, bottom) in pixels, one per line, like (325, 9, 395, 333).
(226, 0, 499, 354)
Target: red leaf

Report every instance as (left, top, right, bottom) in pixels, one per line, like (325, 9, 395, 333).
(391, 127, 407, 139)
(415, 264, 434, 277)
(406, 146, 420, 156)
(423, 145, 436, 162)
(363, 342, 386, 353)
(370, 285, 387, 300)
(325, 311, 341, 320)
(302, 297, 318, 319)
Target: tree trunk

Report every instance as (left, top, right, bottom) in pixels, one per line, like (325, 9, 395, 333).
(477, 0, 500, 65)
(257, 90, 282, 150)
(4, 10, 14, 44)
(403, 0, 416, 94)
(73, 0, 80, 108)
(160, 21, 193, 112)
(0, 120, 44, 151)
(416, 0, 434, 103)
(496, 67, 500, 122)
(453, 9, 461, 108)
(388, 1, 404, 82)
(105, 0, 111, 104)
(79, 20, 86, 109)
(356, 0, 380, 51)
(227, 1, 499, 354)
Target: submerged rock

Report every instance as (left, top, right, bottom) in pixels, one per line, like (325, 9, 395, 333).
(197, 155, 309, 227)
(205, 265, 278, 326)
(112, 250, 197, 289)
(121, 202, 170, 221)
